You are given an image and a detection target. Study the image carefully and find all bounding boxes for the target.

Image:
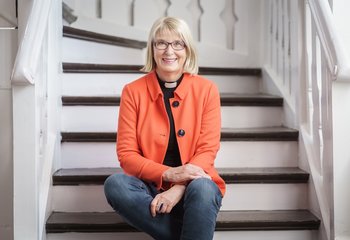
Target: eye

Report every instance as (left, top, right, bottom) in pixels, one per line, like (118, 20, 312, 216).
(173, 41, 184, 48)
(155, 41, 167, 48)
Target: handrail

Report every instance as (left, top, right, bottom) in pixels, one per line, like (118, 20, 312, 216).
(308, 0, 350, 82)
(11, 0, 53, 85)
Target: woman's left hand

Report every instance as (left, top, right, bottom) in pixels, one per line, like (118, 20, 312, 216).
(150, 184, 186, 217)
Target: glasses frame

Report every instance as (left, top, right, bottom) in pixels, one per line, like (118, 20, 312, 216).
(153, 40, 186, 51)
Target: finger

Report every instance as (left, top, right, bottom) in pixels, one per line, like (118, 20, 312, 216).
(165, 204, 173, 214)
(150, 199, 158, 217)
(157, 202, 164, 213)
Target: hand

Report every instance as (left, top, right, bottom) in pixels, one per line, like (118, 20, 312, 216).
(150, 185, 186, 217)
(162, 163, 211, 183)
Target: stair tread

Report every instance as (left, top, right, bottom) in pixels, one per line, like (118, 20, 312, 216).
(61, 93, 283, 107)
(61, 127, 298, 142)
(53, 167, 309, 185)
(62, 62, 262, 76)
(46, 210, 320, 233)
(63, 26, 147, 49)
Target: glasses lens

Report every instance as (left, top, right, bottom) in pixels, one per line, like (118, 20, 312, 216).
(154, 41, 185, 50)
(172, 41, 185, 50)
(155, 41, 167, 50)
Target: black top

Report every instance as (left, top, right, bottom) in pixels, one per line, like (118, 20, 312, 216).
(157, 74, 183, 167)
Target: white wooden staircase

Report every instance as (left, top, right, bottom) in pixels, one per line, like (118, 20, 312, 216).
(45, 25, 320, 240)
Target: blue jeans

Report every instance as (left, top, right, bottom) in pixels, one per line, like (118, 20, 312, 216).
(104, 173, 222, 240)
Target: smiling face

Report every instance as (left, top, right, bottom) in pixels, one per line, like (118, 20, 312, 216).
(153, 30, 187, 82)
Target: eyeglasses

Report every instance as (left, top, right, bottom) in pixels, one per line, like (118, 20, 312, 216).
(153, 40, 186, 50)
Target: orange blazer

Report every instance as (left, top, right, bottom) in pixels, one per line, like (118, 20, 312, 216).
(117, 71, 226, 196)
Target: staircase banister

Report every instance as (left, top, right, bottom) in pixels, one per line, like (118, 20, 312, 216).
(11, 0, 53, 85)
(308, 0, 350, 82)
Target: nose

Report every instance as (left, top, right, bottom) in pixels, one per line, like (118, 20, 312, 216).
(164, 46, 175, 55)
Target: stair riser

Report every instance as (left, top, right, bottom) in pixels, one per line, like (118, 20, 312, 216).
(61, 106, 283, 131)
(47, 230, 315, 240)
(60, 141, 298, 169)
(62, 38, 145, 65)
(52, 183, 307, 212)
(62, 74, 261, 96)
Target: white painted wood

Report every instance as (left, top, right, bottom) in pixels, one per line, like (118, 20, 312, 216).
(61, 106, 282, 132)
(199, 0, 226, 47)
(71, 16, 148, 41)
(333, 83, 350, 240)
(62, 73, 260, 96)
(0, 27, 16, 239)
(61, 141, 298, 169)
(167, 0, 194, 35)
(12, 0, 53, 85)
(214, 231, 315, 240)
(101, 0, 132, 26)
(13, 85, 39, 240)
(67, 17, 261, 67)
(47, 231, 315, 240)
(62, 73, 142, 96)
(48, 232, 153, 240)
(63, 0, 98, 19)
(62, 38, 145, 64)
(52, 183, 307, 212)
(61, 143, 119, 169)
(233, 0, 262, 58)
(134, 0, 162, 30)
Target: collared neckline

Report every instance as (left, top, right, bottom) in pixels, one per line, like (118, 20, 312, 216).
(146, 71, 193, 101)
(157, 73, 183, 89)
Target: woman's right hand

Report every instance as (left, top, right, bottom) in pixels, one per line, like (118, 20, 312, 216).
(162, 163, 211, 183)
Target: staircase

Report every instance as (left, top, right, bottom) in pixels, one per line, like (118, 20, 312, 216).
(45, 25, 321, 240)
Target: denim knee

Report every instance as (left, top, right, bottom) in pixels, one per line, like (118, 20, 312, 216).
(104, 173, 141, 210)
(184, 178, 222, 209)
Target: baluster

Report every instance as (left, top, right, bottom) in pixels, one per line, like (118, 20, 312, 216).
(268, 0, 273, 66)
(167, 0, 199, 40)
(271, 0, 278, 74)
(277, 0, 283, 80)
(220, 0, 235, 49)
(199, 0, 226, 47)
(64, 0, 99, 19)
(283, 0, 291, 94)
(101, 0, 133, 26)
(134, 0, 164, 30)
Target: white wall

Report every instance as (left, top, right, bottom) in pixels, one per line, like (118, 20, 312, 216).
(333, 0, 350, 60)
(0, 29, 17, 240)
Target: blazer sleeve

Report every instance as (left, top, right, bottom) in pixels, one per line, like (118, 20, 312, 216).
(117, 84, 169, 189)
(189, 83, 221, 173)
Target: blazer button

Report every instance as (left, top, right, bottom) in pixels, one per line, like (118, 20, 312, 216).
(178, 129, 185, 137)
(172, 101, 180, 108)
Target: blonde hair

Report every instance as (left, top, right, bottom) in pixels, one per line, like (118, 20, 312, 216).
(141, 16, 198, 75)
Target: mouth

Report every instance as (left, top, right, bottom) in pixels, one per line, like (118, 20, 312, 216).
(162, 58, 177, 64)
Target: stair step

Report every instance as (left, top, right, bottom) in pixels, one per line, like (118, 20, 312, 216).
(62, 73, 261, 95)
(61, 93, 283, 107)
(52, 167, 309, 186)
(63, 26, 147, 49)
(46, 210, 320, 233)
(62, 62, 262, 76)
(61, 141, 298, 169)
(61, 127, 298, 142)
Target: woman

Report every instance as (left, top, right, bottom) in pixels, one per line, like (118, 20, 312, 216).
(104, 16, 225, 240)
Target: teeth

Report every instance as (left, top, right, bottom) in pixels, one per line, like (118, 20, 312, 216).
(163, 58, 176, 63)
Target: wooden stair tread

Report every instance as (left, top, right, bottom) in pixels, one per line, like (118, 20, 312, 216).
(62, 62, 262, 76)
(52, 167, 309, 185)
(61, 127, 298, 142)
(61, 93, 283, 107)
(46, 210, 320, 233)
(63, 26, 147, 49)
